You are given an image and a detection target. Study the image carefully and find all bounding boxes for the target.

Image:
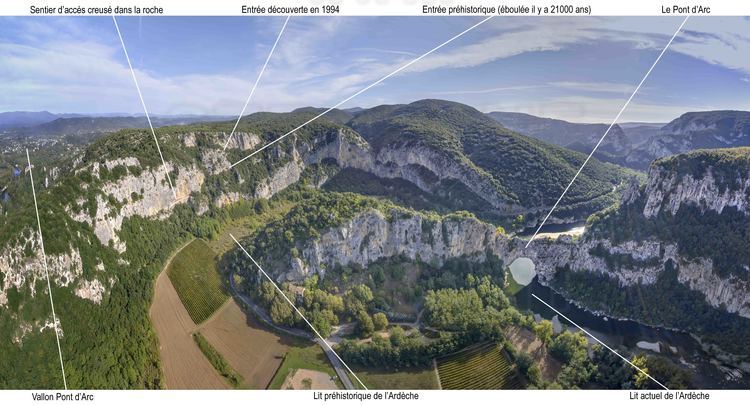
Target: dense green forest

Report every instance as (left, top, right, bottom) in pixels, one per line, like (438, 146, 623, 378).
(348, 99, 636, 220)
(2, 100, 745, 390)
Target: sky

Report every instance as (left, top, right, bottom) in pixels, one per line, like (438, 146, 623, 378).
(1, 16, 750, 123)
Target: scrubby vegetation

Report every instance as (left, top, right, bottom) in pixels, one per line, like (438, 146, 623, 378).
(336, 272, 528, 368)
(193, 332, 243, 388)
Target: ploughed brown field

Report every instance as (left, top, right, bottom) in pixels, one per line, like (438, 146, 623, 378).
(197, 300, 298, 389)
(150, 271, 229, 389)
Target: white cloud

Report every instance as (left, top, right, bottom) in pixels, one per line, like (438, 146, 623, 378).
(431, 84, 544, 95)
(1, 16, 749, 118)
(597, 17, 750, 74)
(0, 39, 253, 114)
(480, 94, 742, 124)
(550, 81, 635, 95)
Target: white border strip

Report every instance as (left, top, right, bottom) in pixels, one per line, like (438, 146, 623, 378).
(525, 15, 690, 248)
(532, 293, 669, 390)
(223, 16, 291, 151)
(229, 234, 369, 390)
(26, 149, 68, 390)
(229, 14, 495, 168)
(112, 15, 177, 199)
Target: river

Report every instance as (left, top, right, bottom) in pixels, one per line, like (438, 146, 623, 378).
(517, 221, 587, 238)
(508, 257, 749, 388)
(515, 278, 750, 389)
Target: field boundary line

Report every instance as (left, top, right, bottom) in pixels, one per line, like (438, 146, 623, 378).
(149, 237, 196, 318)
(532, 293, 669, 390)
(525, 15, 689, 247)
(432, 358, 442, 389)
(26, 149, 68, 390)
(229, 15, 495, 168)
(112, 15, 177, 200)
(229, 233, 369, 390)
(223, 16, 291, 151)
(194, 298, 233, 332)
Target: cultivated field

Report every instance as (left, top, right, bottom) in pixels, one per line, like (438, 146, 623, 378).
(351, 366, 441, 389)
(149, 271, 229, 389)
(436, 342, 524, 389)
(197, 300, 300, 389)
(167, 239, 228, 324)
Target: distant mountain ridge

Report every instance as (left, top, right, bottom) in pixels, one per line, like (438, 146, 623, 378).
(489, 110, 750, 170)
(1, 114, 233, 139)
(487, 111, 632, 166)
(625, 111, 750, 168)
(0, 111, 83, 130)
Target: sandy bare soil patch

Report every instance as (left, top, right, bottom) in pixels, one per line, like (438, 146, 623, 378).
(505, 325, 562, 381)
(198, 300, 299, 389)
(282, 369, 338, 390)
(150, 271, 229, 389)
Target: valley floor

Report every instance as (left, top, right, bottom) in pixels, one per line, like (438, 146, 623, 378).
(150, 234, 342, 390)
(149, 271, 229, 389)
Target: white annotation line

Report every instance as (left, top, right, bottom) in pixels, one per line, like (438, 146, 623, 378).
(525, 15, 690, 248)
(26, 149, 68, 390)
(532, 293, 669, 390)
(113, 15, 177, 200)
(229, 233, 369, 390)
(222, 16, 291, 151)
(229, 14, 495, 169)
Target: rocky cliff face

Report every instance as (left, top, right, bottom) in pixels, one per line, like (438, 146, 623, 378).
(642, 164, 750, 218)
(285, 206, 668, 288)
(282, 150, 750, 320)
(291, 209, 509, 281)
(304, 129, 521, 213)
(0, 231, 84, 308)
(207, 126, 524, 214)
(68, 158, 205, 252)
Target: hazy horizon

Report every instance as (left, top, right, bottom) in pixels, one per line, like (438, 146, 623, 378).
(2, 16, 750, 123)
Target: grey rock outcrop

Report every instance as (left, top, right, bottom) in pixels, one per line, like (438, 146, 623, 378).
(643, 165, 750, 218)
(69, 159, 205, 252)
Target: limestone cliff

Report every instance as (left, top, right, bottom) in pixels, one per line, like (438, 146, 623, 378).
(281, 149, 750, 321)
(68, 158, 205, 252)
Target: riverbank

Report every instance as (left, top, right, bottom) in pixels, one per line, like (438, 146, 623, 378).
(514, 277, 750, 388)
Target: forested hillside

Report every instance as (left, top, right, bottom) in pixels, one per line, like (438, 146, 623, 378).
(3, 100, 744, 389)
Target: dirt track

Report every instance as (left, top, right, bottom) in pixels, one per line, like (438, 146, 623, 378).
(150, 271, 229, 389)
(198, 300, 297, 389)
